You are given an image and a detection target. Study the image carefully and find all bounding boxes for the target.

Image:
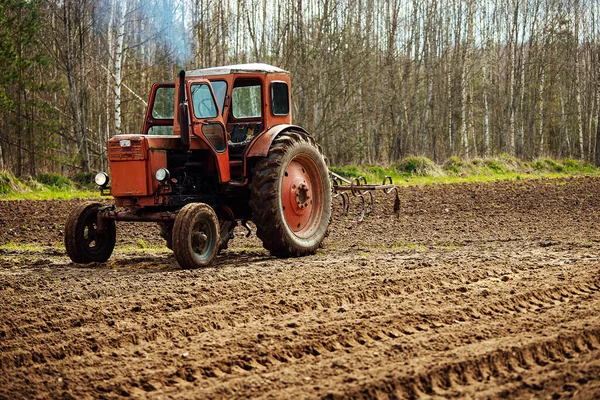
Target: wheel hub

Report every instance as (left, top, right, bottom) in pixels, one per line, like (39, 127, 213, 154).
(282, 159, 317, 232)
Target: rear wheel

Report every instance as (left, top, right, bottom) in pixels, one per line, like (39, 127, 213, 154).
(172, 203, 219, 268)
(65, 202, 116, 263)
(249, 130, 331, 257)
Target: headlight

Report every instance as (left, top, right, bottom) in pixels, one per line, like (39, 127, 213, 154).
(94, 172, 109, 187)
(155, 168, 170, 182)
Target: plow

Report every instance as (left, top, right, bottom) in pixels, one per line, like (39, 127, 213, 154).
(330, 171, 400, 222)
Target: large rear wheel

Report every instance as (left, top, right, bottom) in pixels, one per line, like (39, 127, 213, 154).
(65, 202, 116, 263)
(172, 203, 219, 268)
(249, 130, 331, 257)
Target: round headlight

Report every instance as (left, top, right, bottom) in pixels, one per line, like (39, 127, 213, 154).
(94, 172, 109, 187)
(155, 168, 170, 182)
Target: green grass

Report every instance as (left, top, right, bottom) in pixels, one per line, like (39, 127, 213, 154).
(0, 241, 171, 254)
(0, 242, 61, 252)
(1, 156, 598, 201)
(331, 156, 600, 187)
(0, 170, 101, 200)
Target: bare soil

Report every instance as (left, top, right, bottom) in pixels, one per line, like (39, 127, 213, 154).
(1, 176, 600, 399)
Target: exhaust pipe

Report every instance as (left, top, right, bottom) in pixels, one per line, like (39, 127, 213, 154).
(178, 70, 190, 150)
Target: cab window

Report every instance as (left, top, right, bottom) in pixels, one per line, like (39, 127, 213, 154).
(232, 80, 261, 119)
(191, 83, 218, 119)
(211, 80, 227, 114)
(271, 82, 289, 115)
(151, 87, 175, 119)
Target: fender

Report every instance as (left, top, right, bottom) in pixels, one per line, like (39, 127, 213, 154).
(243, 124, 310, 177)
(245, 124, 309, 158)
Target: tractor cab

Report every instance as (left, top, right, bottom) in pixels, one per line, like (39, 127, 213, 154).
(179, 63, 292, 180)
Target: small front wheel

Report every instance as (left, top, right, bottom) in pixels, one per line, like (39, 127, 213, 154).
(65, 202, 116, 263)
(172, 203, 219, 269)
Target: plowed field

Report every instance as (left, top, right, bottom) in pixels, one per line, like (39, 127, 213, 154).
(1, 177, 600, 399)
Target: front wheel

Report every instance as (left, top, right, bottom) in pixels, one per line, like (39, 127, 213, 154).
(249, 130, 332, 257)
(65, 202, 116, 263)
(172, 203, 219, 269)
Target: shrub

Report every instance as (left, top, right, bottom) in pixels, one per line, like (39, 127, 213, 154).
(35, 173, 73, 188)
(394, 156, 442, 176)
(561, 158, 580, 169)
(483, 159, 504, 173)
(363, 165, 390, 181)
(533, 158, 564, 172)
(72, 172, 95, 186)
(0, 170, 28, 194)
(497, 153, 527, 172)
(443, 156, 466, 174)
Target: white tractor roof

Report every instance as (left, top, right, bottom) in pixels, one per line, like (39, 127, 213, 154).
(186, 63, 289, 76)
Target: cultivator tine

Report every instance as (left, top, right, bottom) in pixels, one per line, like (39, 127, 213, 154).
(329, 171, 400, 221)
(331, 174, 351, 216)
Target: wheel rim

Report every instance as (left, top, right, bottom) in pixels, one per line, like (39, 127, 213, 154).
(281, 155, 324, 236)
(191, 218, 215, 260)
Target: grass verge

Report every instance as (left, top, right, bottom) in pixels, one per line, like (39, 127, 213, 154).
(1, 156, 599, 200)
(0, 171, 102, 201)
(330, 155, 600, 186)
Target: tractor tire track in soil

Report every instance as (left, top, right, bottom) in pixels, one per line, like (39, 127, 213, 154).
(1, 176, 599, 399)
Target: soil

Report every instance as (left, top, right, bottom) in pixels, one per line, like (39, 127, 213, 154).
(1, 176, 600, 399)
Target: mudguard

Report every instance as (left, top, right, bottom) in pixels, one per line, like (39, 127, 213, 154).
(245, 124, 310, 158)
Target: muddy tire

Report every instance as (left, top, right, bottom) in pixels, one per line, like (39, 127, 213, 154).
(172, 203, 219, 268)
(65, 202, 116, 263)
(249, 130, 331, 257)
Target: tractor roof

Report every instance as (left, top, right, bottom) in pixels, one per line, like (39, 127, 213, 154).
(186, 63, 289, 77)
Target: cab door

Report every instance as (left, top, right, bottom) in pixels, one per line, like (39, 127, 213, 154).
(143, 83, 175, 135)
(187, 78, 230, 183)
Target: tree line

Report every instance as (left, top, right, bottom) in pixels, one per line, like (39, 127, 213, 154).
(0, 0, 599, 177)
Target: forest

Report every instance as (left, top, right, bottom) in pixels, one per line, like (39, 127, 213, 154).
(0, 0, 599, 177)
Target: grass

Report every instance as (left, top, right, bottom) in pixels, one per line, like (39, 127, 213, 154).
(330, 156, 600, 187)
(0, 241, 171, 254)
(0, 242, 61, 252)
(1, 156, 598, 200)
(0, 170, 102, 201)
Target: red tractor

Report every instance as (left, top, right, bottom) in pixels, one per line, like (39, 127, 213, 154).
(65, 64, 332, 268)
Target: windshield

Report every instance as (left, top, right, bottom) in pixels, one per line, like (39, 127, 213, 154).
(211, 80, 227, 114)
(190, 83, 218, 119)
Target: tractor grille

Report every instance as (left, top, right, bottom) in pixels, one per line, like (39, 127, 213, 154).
(108, 138, 146, 161)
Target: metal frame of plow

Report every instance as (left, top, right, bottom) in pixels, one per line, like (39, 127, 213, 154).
(330, 171, 400, 222)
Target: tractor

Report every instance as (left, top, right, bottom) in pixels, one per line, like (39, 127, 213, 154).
(65, 63, 332, 269)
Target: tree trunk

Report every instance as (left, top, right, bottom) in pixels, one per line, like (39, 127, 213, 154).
(65, 0, 90, 172)
(114, 1, 127, 136)
(538, 67, 545, 157)
(574, 0, 584, 159)
(507, 0, 519, 155)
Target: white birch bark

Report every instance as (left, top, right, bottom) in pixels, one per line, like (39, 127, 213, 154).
(538, 67, 545, 156)
(104, 0, 115, 169)
(508, 0, 519, 155)
(114, 0, 127, 136)
(574, 0, 584, 159)
(460, 0, 473, 159)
